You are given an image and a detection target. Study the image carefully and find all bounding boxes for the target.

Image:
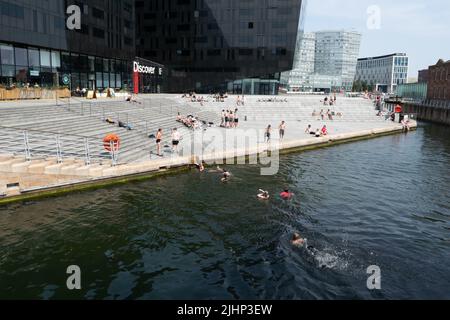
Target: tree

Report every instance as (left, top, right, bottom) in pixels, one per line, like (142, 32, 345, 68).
(361, 81, 368, 92)
(352, 80, 362, 92)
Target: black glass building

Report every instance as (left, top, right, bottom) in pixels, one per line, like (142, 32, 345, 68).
(135, 0, 304, 94)
(0, 0, 137, 91)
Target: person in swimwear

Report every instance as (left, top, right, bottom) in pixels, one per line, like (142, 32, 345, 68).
(280, 189, 294, 199)
(155, 129, 163, 156)
(193, 162, 205, 172)
(221, 170, 231, 182)
(257, 189, 270, 200)
(215, 166, 231, 182)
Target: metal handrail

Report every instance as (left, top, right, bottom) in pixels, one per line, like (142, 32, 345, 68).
(0, 126, 116, 166)
(0, 125, 102, 139)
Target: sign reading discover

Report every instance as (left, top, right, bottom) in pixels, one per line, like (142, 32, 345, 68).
(132, 58, 164, 94)
(133, 61, 163, 76)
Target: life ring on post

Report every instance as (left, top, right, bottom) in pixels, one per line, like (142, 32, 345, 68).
(103, 134, 121, 152)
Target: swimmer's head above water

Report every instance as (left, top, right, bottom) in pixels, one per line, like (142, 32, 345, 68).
(280, 189, 294, 199)
(257, 189, 270, 200)
(292, 233, 306, 247)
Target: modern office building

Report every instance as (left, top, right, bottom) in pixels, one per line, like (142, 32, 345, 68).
(135, 0, 305, 94)
(355, 53, 409, 94)
(427, 59, 450, 101)
(279, 32, 315, 91)
(314, 31, 361, 91)
(281, 30, 361, 92)
(0, 0, 163, 93)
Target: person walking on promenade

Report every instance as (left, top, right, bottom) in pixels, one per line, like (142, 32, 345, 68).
(234, 108, 239, 128)
(229, 111, 235, 128)
(328, 109, 333, 121)
(279, 121, 286, 141)
(156, 129, 163, 157)
(221, 110, 226, 127)
(225, 110, 230, 128)
(172, 128, 181, 154)
(265, 125, 272, 143)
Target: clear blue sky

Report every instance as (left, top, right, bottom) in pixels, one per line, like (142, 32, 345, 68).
(304, 0, 450, 78)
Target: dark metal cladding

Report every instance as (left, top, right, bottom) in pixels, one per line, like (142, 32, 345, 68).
(135, 0, 304, 93)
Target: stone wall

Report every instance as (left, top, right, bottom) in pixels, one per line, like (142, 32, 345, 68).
(402, 103, 450, 125)
(0, 88, 70, 101)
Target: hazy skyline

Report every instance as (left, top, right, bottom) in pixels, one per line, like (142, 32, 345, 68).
(304, 0, 450, 79)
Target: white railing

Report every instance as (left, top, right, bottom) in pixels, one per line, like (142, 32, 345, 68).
(0, 126, 116, 166)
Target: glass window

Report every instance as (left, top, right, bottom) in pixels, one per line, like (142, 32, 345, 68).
(15, 66, 28, 84)
(80, 73, 88, 89)
(88, 56, 95, 72)
(61, 52, 71, 70)
(71, 53, 80, 70)
(71, 73, 80, 89)
(103, 59, 109, 72)
(103, 72, 109, 87)
(2, 65, 15, 77)
(78, 55, 88, 71)
(110, 73, 116, 88)
(40, 50, 51, 67)
(0, 44, 15, 65)
(95, 58, 103, 71)
(116, 74, 121, 88)
(14, 47, 28, 66)
(96, 72, 103, 88)
(51, 51, 61, 68)
(28, 49, 40, 67)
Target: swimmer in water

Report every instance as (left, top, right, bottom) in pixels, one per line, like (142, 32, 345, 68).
(221, 170, 231, 182)
(193, 162, 205, 172)
(292, 233, 306, 247)
(280, 189, 294, 200)
(257, 189, 270, 200)
(215, 166, 231, 182)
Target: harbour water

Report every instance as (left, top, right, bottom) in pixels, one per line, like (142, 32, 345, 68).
(0, 123, 449, 299)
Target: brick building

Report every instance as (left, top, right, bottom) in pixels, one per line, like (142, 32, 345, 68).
(427, 59, 450, 100)
(418, 69, 429, 83)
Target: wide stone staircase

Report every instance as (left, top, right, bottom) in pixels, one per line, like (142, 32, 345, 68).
(0, 95, 221, 184)
(174, 94, 382, 123)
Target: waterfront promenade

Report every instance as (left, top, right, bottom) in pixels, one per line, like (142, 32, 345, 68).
(0, 94, 416, 201)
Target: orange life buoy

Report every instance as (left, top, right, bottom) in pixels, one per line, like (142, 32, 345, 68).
(395, 105, 402, 113)
(103, 134, 121, 152)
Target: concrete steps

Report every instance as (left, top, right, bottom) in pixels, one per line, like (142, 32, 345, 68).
(0, 94, 381, 167)
(0, 154, 115, 178)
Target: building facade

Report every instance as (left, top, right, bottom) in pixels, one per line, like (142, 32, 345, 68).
(280, 30, 361, 93)
(314, 31, 361, 91)
(427, 59, 450, 101)
(396, 82, 427, 101)
(418, 69, 429, 83)
(279, 32, 315, 91)
(135, 0, 305, 94)
(355, 53, 409, 94)
(0, 0, 155, 92)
